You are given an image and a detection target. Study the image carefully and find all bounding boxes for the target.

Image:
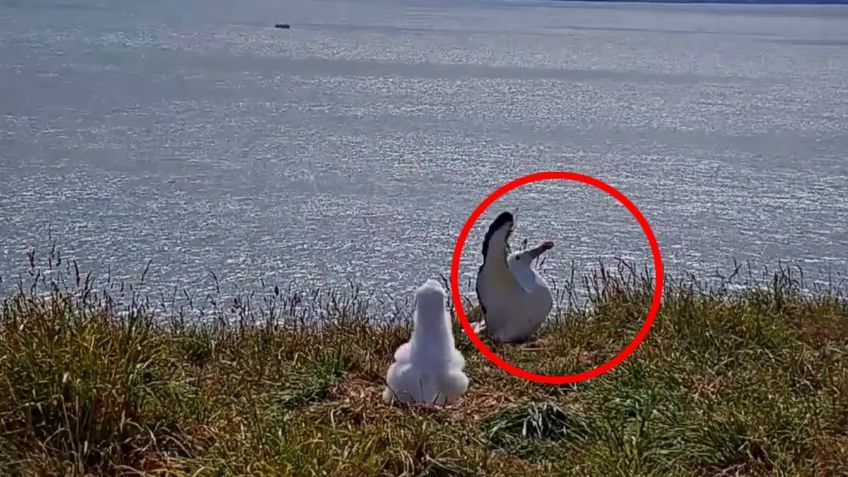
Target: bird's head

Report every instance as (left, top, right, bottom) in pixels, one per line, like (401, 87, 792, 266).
(509, 240, 554, 267)
(414, 279, 447, 320)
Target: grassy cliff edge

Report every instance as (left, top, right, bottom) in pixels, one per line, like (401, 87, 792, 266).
(1, 260, 847, 476)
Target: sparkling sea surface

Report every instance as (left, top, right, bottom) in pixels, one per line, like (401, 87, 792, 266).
(1, 0, 847, 304)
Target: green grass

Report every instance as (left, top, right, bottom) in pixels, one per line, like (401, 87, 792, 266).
(1, 257, 847, 476)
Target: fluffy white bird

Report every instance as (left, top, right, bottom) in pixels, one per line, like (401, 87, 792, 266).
(474, 211, 554, 343)
(383, 279, 469, 405)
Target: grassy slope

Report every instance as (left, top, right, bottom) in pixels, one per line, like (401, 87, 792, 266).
(1, 266, 847, 476)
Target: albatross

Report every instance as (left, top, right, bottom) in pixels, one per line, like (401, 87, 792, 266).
(473, 211, 555, 343)
(383, 279, 469, 405)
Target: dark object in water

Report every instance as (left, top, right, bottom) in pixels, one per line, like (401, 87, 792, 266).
(274, 23, 290, 29)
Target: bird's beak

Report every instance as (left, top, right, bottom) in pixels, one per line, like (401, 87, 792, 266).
(527, 241, 554, 260)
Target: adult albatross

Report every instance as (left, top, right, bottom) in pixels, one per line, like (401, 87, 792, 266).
(473, 211, 555, 343)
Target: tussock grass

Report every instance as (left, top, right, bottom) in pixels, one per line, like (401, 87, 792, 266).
(1, 253, 847, 476)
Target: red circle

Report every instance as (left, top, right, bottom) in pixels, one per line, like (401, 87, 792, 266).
(451, 171, 664, 385)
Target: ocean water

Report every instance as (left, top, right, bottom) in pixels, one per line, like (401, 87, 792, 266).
(1, 0, 846, 303)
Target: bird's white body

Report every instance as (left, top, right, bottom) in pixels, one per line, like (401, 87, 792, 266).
(383, 279, 469, 405)
(475, 212, 554, 343)
(505, 249, 554, 339)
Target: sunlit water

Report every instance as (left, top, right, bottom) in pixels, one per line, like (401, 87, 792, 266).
(1, 0, 846, 306)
